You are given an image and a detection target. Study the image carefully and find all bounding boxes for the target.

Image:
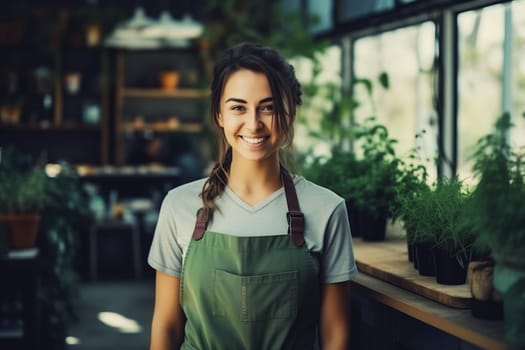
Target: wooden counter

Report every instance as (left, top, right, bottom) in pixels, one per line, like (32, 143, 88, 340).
(351, 238, 505, 350)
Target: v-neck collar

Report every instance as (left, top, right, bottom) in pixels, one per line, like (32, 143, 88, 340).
(223, 184, 286, 213)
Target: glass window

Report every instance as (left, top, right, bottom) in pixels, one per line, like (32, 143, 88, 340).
(308, 0, 333, 33)
(292, 45, 343, 158)
(340, 0, 395, 21)
(457, 1, 525, 180)
(353, 22, 438, 179)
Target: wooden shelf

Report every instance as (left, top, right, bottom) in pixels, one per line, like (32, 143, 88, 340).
(121, 88, 208, 98)
(122, 122, 203, 133)
(0, 123, 101, 131)
(353, 238, 471, 308)
(351, 273, 505, 350)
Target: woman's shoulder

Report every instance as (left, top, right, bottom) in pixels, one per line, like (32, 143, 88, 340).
(161, 178, 207, 213)
(165, 177, 208, 199)
(294, 175, 344, 207)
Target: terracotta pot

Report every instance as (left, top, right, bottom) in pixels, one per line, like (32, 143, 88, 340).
(159, 71, 180, 90)
(0, 213, 41, 250)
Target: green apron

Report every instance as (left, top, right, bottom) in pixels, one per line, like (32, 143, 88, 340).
(180, 168, 321, 349)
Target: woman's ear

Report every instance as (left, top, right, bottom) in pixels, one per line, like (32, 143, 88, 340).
(217, 113, 224, 127)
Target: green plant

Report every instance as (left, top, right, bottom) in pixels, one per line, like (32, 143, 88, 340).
(0, 147, 92, 349)
(302, 74, 409, 225)
(470, 112, 525, 258)
(398, 177, 474, 265)
(469, 112, 525, 350)
(0, 147, 50, 214)
(37, 164, 93, 350)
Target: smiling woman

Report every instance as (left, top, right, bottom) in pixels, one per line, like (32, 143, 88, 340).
(148, 43, 358, 350)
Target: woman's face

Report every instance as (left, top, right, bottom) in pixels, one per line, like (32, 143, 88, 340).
(218, 69, 281, 163)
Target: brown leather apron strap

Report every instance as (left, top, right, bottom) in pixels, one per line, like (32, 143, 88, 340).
(192, 166, 305, 246)
(192, 208, 208, 240)
(281, 167, 305, 247)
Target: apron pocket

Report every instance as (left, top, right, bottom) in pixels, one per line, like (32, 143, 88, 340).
(213, 269, 298, 322)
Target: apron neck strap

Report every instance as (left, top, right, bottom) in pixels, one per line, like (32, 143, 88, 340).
(192, 166, 305, 247)
(192, 208, 208, 240)
(281, 167, 305, 247)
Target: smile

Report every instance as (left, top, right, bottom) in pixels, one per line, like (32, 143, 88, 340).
(241, 136, 267, 144)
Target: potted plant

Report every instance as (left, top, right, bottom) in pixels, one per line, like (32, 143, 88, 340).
(0, 147, 49, 250)
(429, 178, 475, 284)
(347, 117, 404, 241)
(469, 113, 525, 349)
(302, 150, 364, 237)
(394, 146, 429, 265)
(398, 177, 475, 282)
(397, 183, 435, 276)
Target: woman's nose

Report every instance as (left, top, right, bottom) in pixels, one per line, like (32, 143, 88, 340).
(246, 110, 262, 130)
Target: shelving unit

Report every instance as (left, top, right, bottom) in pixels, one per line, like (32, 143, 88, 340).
(0, 22, 111, 165)
(114, 49, 209, 166)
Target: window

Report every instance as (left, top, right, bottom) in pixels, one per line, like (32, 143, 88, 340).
(352, 22, 438, 179)
(340, 0, 395, 21)
(457, 0, 525, 179)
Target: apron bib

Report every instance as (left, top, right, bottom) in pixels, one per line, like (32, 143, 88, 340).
(180, 168, 321, 349)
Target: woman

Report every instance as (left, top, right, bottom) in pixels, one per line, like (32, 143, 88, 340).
(148, 43, 358, 349)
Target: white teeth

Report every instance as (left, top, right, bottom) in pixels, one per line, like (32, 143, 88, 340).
(242, 136, 265, 144)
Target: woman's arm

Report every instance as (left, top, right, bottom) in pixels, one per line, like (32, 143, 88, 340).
(150, 271, 186, 350)
(320, 282, 351, 350)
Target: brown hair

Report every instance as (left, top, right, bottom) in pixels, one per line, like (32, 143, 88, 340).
(200, 43, 302, 219)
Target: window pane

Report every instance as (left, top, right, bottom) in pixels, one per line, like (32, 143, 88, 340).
(340, 0, 395, 21)
(457, 1, 525, 180)
(511, 0, 525, 148)
(353, 22, 437, 179)
(308, 0, 333, 33)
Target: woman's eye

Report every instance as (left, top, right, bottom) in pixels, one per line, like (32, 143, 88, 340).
(260, 105, 273, 113)
(231, 105, 245, 111)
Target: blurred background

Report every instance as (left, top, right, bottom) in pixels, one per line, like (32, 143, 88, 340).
(1, 0, 525, 349)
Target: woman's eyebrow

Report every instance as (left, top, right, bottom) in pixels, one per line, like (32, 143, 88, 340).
(224, 97, 273, 104)
(259, 97, 273, 104)
(225, 97, 246, 103)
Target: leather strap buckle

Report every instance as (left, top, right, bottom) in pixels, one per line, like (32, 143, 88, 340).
(287, 210, 305, 247)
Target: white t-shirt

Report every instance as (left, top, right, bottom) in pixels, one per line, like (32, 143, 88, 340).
(148, 175, 358, 284)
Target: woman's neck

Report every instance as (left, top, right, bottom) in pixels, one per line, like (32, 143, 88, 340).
(227, 158, 282, 206)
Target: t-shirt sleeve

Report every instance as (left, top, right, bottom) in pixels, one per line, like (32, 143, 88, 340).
(147, 193, 184, 277)
(322, 200, 358, 283)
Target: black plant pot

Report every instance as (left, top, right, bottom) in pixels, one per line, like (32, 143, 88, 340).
(432, 247, 468, 285)
(359, 211, 387, 242)
(471, 298, 504, 320)
(415, 242, 435, 277)
(346, 200, 361, 237)
(407, 242, 414, 263)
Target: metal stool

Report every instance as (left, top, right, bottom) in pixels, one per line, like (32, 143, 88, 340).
(89, 221, 142, 281)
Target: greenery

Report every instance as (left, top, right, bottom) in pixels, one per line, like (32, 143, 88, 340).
(37, 164, 93, 350)
(398, 177, 475, 266)
(469, 113, 525, 261)
(0, 147, 50, 214)
(0, 147, 92, 349)
(301, 74, 428, 231)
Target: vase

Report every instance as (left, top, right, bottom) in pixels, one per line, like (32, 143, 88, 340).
(0, 213, 41, 250)
(493, 251, 525, 350)
(159, 70, 180, 90)
(433, 247, 468, 285)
